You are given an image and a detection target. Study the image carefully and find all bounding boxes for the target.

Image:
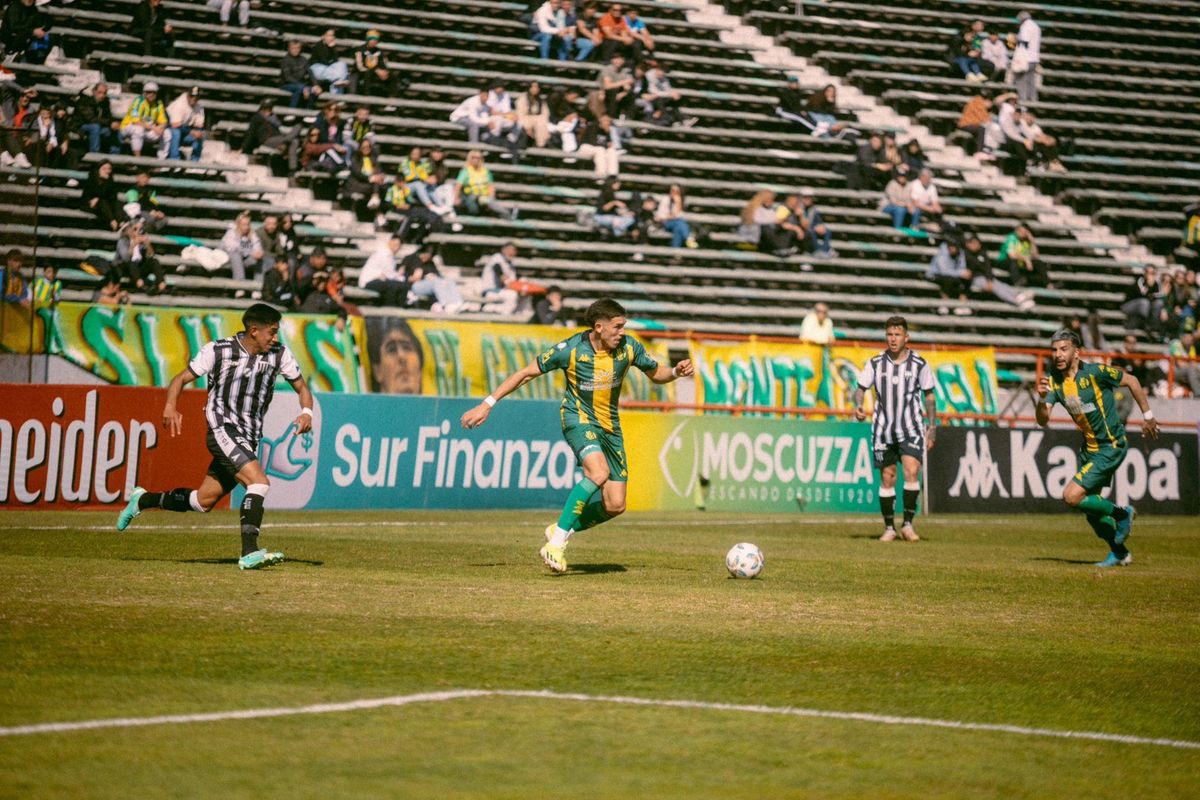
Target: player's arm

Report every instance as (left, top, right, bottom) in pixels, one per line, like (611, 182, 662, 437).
(852, 386, 867, 421)
(460, 361, 544, 429)
(1035, 375, 1053, 427)
(1119, 370, 1159, 440)
(162, 367, 199, 437)
(645, 358, 694, 384)
(288, 374, 315, 435)
(923, 389, 938, 449)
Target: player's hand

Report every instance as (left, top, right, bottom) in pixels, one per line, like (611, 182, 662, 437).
(1142, 416, 1160, 441)
(163, 405, 182, 437)
(926, 426, 937, 451)
(293, 412, 313, 435)
(460, 403, 491, 430)
(854, 406, 866, 422)
(672, 359, 694, 378)
(1036, 376, 1050, 399)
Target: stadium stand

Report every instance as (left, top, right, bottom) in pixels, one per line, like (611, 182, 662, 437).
(2, 0, 1197, 383)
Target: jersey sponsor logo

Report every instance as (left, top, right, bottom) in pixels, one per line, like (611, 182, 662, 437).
(578, 354, 591, 363)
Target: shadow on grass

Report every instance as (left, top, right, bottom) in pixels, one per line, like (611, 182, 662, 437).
(562, 563, 627, 575)
(1029, 557, 1097, 565)
(119, 556, 324, 567)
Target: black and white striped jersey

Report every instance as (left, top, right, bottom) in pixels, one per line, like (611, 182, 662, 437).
(858, 350, 935, 445)
(188, 334, 301, 443)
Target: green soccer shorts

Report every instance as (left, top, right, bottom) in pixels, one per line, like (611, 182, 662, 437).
(1073, 446, 1127, 494)
(563, 423, 629, 482)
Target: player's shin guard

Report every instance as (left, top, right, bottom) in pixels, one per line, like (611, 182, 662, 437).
(557, 476, 599, 533)
(878, 487, 896, 529)
(902, 481, 920, 524)
(575, 497, 614, 532)
(138, 488, 194, 513)
(240, 483, 269, 556)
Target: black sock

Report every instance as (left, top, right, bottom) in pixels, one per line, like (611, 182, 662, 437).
(903, 488, 920, 525)
(879, 491, 895, 529)
(1110, 505, 1129, 521)
(240, 492, 265, 556)
(139, 488, 193, 513)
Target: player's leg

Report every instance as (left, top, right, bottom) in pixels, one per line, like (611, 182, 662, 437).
(876, 445, 899, 540)
(1062, 450, 1130, 566)
(116, 461, 229, 531)
(232, 459, 283, 570)
(898, 447, 923, 542)
(574, 431, 628, 533)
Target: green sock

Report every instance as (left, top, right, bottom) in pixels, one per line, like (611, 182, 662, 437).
(1085, 513, 1126, 556)
(1076, 494, 1116, 518)
(557, 477, 599, 532)
(576, 495, 614, 532)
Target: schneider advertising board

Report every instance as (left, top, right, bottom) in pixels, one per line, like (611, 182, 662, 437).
(928, 427, 1199, 514)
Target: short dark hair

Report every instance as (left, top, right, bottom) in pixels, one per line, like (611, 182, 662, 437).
(546, 285, 563, 296)
(243, 303, 283, 329)
(584, 298, 626, 327)
(885, 315, 908, 331)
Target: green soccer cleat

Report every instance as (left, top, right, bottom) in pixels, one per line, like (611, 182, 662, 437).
(238, 549, 285, 570)
(116, 487, 146, 531)
(1095, 551, 1132, 568)
(1114, 505, 1135, 547)
(539, 543, 568, 573)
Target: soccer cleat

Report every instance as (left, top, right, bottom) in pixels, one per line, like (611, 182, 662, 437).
(116, 487, 146, 531)
(539, 543, 568, 573)
(1095, 551, 1132, 568)
(1114, 505, 1136, 547)
(238, 549, 284, 570)
(879, 527, 898, 542)
(900, 522, 920, 542)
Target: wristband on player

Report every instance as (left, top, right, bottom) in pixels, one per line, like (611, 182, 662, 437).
(484, 395, 497, 408)
(672, 364, 681, 378)
(299, 407, 313, 418)
(1143, 409, 1154, 421)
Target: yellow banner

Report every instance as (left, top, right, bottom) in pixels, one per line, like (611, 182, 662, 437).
(688, 338, 999, 416)
(368, 318, 673, 402)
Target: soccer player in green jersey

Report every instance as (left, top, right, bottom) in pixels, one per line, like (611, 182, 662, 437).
(460, 298, 693, 572)
(1037, 329, 1159, 567)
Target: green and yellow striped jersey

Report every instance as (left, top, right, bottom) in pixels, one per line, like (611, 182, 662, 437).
(1045, 361, 1127, 452)
(537, 331, 659, 434)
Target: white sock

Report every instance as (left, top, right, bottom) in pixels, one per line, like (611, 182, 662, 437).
(549, 526, 571, 547)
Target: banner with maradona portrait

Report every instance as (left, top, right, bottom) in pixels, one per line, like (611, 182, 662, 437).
(687, 338, 999, 419)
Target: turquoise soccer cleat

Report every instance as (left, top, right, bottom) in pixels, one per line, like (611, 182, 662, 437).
(1095, 552, 1132, 568)
(116, 487, 146, 532)
(238, 549, 285, 570)
(1114, 505, 1135, 547)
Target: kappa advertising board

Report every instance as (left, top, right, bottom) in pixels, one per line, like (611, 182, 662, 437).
(928, 427, 1200, 514)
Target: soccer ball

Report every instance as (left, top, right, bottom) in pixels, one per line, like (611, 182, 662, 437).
(725, 543, 764, 579)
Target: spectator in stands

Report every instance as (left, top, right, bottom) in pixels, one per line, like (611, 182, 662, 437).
(450, 87, 493, 144)
(426, 147, 457, 211)
(882, 133, 903, 173)
(306, 106, 349, 172)
(485, 81, 527, 161)
(261, 251, 298, 309)
(253, 214, 287, 276)
(656, 183, 696, 249)
(798, 188, 835, 258)
(578, 113, 621, 180)
(640, 60, 689, 127)
(310, 29, 350, 94)
(1168, 330, 1199, 395)
(357, 234, 408, 306)
(132, 0, 174, 58)
(880, 165, 916, 229)
(81, 159, 121, 231)
(93, 272, 130, 307)
(276, 213, 302, 272)
(220, 210, 265, 282)
(455, 149, 517, 219)
(32, 264, 61, 311)
(775, 194, 809, 266)
(73, 83, 119, 155)
(401, 245, 465, 313)
(999, 223, 1049, 289)
(775, 76, 818, 134)
(120, 81, 169, 159)
(344, 139, 389, 227)
(1013, 10, 1041, 103)
(280, 40, 319, 109)
(479, 242, 538, 315)
(398, 146, 449, 216)
(853, 131, 893, 191)
(1113, 333, 1155, 415)
(22, 105, 67, 169)
(927, 240, 972, 315)
(294, 246, 328, 302)
(908, 169, 943, 229)
(980, 30, 1008, 78)
(948, 28, 987, 82)
(517, 81, 551, 147)
(1018, 109, 1065, 172)
(241, 99, 297, 172)
(213, 0, 250, 28)
(624, 7, 653, 54)
(964, 234, 1033, 310)
(341, 105, 376, 154)
(799, 303, 834, 345)
(533, 0, 574, 61)
(533, 285, 567, 326)
(383, 182, 443, 245)
(594, 176, 635, 238)
(114, 217, 167, 295)
(1, 85, 35, 166)
(166, 87, 205, 162)
(597, 3, 637, 62)
(352, 30, 385, 95)
(124, 170, 168, 233)
(806, 85, 855, 139)
(1, 248, 31, 307)
(901, 139, 927, 174)
(574, 2, 602, 61)
(739, 190, 790, 256)
(598, 53, 635, 120)
(1, 0, 51, 64)
(956, 89, 992, 155)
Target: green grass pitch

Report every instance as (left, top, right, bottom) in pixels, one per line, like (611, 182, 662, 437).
(1, 510, 1198, 798)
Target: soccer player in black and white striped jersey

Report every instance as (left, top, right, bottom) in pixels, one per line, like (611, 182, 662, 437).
(115, 304, 314, 570)
(853, 316, 937, 542)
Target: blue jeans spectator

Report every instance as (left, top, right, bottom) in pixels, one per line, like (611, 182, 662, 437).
(662, 217, 692, 248)
(574, 37, 595, 62)
(282, 83, 313, 109)
(412, 277, 463, 311)
(168, 126, 204, 161)
(80, 123, 119, 154)
(883, 204, 920, 229)
(408, 180, 435, 208)
(954, 56, 983, 77)
(534, 32, 571, 60)
(310, 61, 350, 93)
(594, 213, 635, 237)
(809, 225, 833, 255)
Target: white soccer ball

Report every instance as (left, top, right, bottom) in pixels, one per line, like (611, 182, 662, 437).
(725, 542, 764, 579)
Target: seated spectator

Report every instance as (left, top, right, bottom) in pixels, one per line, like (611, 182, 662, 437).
(624, 7, 653, 54)
(956, 89, 992, 155)
(357, 234, 408, 306)
(594, 177, 635, 238)
(261, 252, 298, 309)
(516, 81, 551, 148)
(398, 146, 448, 215)
(73, 83, 120, 155)
(853, 131, 893, 191)
(450, 87, 492, 144)
(775, 76, 815, 132)
(1168, 330, 1199, 396)
(774, 194, 808, 264)
(119, 81, 169, 159)
(426, 147, 457, 210)
(479, 242, 542, 314)
(298, 269, 335, 314)
(93, 272, 130, 306)
(880, 165, 916, 229)
(739, 190, 791, 256)
(1121, 266, 1159, 333)
(574, 2, 602, 61)
(241, 99, 297, 172)
(166, 87, 206, 162)
(799, 303, 834, 345)
(655, 183, 696, 249)
(948, 28, 986, 82)
(301, 117, 349, 174)
(276, 213, 302, 271)
(597, 53, 635, 120)
(212, 0, 250, 28)
(401, 246, 465, 313)
(533, 285, 567, 326)
(578, 114, 621, 180)
(798, 188, 835, 258)
(998, 223, 1049, 289)
(1, 248, 31, 307)
(114, 217, 167, 295)
(806, 85, 856, 140)
(964, 234, 1033, 310)
(383, 182, 443, 245)
(640, 60, 689, 127)
(32, 264, 61, 311)
(123, 170, 168, 233)
(901, 139, 927, 174)
(344, 139, 390, 227)
(293, 246, 329, 302)
(532, 0, 575, 61)
(2, 0, 53, 64)
(455, 149, 517, 219)
(926, 240, 972, 314)
(981, 29, 1008, 78)
(341, 105, 376, 154)
(280, 40, 320, 109)
(80, 159, 121, 231)
(908, 169, 943, 229)
(485, 81, 527, 160)
(254, 213, 288, 276)
(996, 93, 1032, 171)
(1018, 109, 1065, 172)
(309, 29, 350, 94)
(132, 0, 174, 58)
(597, 3, 637, 62)
(352, 30, 385, 95)
(220, 210, 265, 281)
(22, 105, 67, 169)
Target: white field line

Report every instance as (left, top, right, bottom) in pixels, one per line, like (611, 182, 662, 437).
(1, 689, 1197, 750)
(1, 519, 829, 532)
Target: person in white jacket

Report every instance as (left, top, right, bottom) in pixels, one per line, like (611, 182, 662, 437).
(357, 234, 408, 306)
(166, 87, 206, 161)
(450, 88, 492, 143)
(532, 0, 575, 60)
(1014, 10, 1041, 102)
